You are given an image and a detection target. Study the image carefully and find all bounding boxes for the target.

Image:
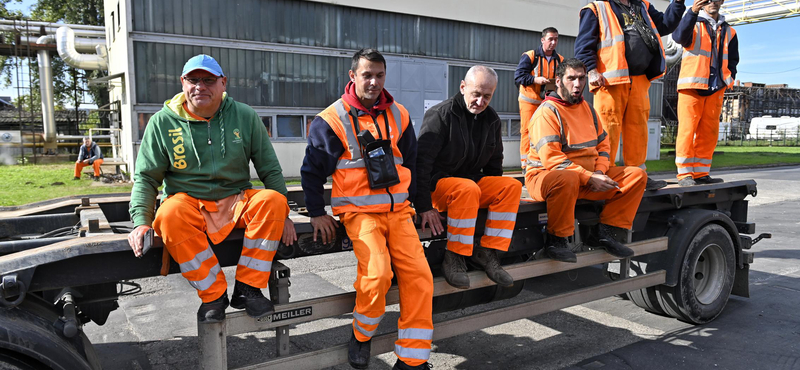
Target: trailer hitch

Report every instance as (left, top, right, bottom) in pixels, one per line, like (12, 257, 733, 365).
(0, 274, 27, 308)
(751, 233, 771, 246)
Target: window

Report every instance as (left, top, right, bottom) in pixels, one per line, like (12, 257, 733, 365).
(137, 113, 154, 140)
(261, 116, 273, 137)
(510, 119, 521, 138)
(276, 115, 303, 139)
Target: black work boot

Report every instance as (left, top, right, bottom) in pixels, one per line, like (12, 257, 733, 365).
(197, 292, 229, 324)
(348, 331, 371, 369)
(646, 177, 668, 191)
(588, 224, 634, 258)
(695, 175, 724, 184)
(678, 177, 696, 187)
(469, 245, 513, 287)
(393, 358, 433, 370)
(442, 250, 470, 289)
(231, 280, 274, 318)
(543, 234, 577, 263)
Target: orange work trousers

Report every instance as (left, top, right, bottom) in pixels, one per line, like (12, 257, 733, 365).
(152, 189, 289, 303)
(526, 167, 647, 237)
(519, 101, 540, 168)
(340, 208, 433, 367)
(675, 88, 726, 179)
(74, 158, 104, 177)
(431, 176, 523, 256)
(593, 75, 651, 168)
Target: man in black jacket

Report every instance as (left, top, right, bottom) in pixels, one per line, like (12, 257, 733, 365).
(416, 66, 522, 289)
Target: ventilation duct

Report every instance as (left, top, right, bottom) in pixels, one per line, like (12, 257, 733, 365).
(56, 26, 108, 70)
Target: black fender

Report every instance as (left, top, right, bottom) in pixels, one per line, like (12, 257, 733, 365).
(0, 294, 99, 370)
(639, 208, 742, 287)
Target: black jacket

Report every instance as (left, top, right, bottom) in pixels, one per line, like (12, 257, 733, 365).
(415, 92, 504, 213)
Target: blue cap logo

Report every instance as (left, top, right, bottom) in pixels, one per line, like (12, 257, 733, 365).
(181, 54, 225, 77)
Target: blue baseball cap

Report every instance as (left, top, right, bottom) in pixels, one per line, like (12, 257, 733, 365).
(181, 54, 225, 77)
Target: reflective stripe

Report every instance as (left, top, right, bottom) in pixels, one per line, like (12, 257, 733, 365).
(179, 246, 215, 273)
(555, 160, 573, 170)
(724, 76, 733, 85)
(331, 193, 409, 208)
(519, 93, 541, 105)
(678, 77, 709, 86)
(598, 131, 607, 142)
(398, 328, 434, 341)
(676, 156, 713, 165)
(354, 322, 377, 338)
(244, 237, 279, 252)
(487, 211, 517, 222)
(599, 34, 625, 49)
(638, 163, 647, 170)
(188, 264, 221, 291)
(534, 135, 561, 151)
(447, 232, 474, 245)
(336, 156, 404, 169)
(353, 311, 384, 326)
(684, 48, 712, 58)
(603, 69, 630, 79)
(563, 139, 598, 152)
(447, 217, 476, 229)
(595, 2, 614, 46)
(395, 345, 431, 360)
(485, 227, 514, 239)
(695, 165, 711, 173)
(598, 151, 610, 158)
(237, 255, 272, 272)
(677, 167, 694, 174)
(526, 159, 543, 168)
(520, 154, 527, 160)
(334, 100, 361, 161)
(389, 103, 403, 139)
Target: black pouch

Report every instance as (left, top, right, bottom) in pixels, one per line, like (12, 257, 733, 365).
(362, 138, 400, 189)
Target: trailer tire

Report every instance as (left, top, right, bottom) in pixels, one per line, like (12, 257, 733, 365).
(626, 286, 667, 316)
(657, 224, 735, 324)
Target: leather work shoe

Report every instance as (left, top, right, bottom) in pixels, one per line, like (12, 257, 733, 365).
(695, 175, 724, 184)
(469, 245, 513, 287)
(543, 234, 577, 263)
(72, 176, 81, 181)
(348, 331, 371, 369)
(678, 177, 696, 187)
(442, 250, 470, 289)
(588, 223, 634, 258)
(393, 358, 433, 369)
(645, 177, 668, 191)
(197, 292, 229, 324)
(231, 280, 274, 318)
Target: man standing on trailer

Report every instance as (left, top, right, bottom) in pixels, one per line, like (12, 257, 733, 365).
(416, 66, 521, 290)
(301, 48, 433, 370)
(127, 54, 296, 324)
(672, 0, 739, 186)
(73, 136, 104, 180)
(515, 27, 564, 171)
(526, 58, 647, 262)
(576, 0, 686, 190)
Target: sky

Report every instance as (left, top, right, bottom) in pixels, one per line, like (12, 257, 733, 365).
(2, 0, 800, 102)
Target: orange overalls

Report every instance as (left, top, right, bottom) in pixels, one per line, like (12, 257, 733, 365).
(317, 99, 433, 367)
(675, 21, 737, 179)
(518, 50, 564, 168)
(74, 158, 104, 178)
(525, 99, 647, 237)
(152, 189, 289, 303)
(584, 1, 666, 168)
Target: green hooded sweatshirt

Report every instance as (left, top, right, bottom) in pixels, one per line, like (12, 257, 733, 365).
(129, 92, 287, 227)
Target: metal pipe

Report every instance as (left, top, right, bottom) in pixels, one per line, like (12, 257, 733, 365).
(0, 19, 104, 31)
(36, 35, 56, 144)
(0, 24, 105, 38)
(56, 26, 107, 70)
(15, 34, 105, 53)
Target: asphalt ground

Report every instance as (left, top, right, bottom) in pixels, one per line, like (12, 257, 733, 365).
(82, 166, 800, 370)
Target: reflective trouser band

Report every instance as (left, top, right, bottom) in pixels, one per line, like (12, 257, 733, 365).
(675, 156, 712, 165)
(677, 167, 693, 174)
(398, 328, 434, 341)
(447, 232, 474, 245)
(487, 211, 517, 222)
(237, 256, 272, 272)
(179, 246, 215, 274)
(484, 227, 514, 239)
(189, 264, 221, 291)
(395, 345, 431, 361)
(447, 217, 476, 229)
(353, 311, 384, 338)
(243, 237, 279, 252)
(331, 192, 409, 208)
(518, 93, 541, 105)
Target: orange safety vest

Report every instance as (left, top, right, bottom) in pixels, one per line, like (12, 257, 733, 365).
(677, 21, 736, 91)
(518, 50, 564, 105)
(583, 0, 666, 92)
(317, 99, 412, 215)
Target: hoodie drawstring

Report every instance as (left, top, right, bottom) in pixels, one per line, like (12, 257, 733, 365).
(183, 121, 202, 168)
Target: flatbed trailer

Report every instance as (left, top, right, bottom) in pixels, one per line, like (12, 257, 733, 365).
(0, 178, 768, 369)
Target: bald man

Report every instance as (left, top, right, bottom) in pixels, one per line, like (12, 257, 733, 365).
(416, 66, 522, 290)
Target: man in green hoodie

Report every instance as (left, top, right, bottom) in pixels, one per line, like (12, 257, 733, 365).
(127, 54, 296, 323)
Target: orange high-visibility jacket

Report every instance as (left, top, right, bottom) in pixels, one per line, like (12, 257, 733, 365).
(518, 50, 565, 105)
(677, 22, 737, 91)
(526, 98, 611, 184)
(582, 0, 666, 92)
(317, 99, 413, 215)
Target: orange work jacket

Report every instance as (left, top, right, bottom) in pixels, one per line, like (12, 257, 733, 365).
(677, 21, 736, 91)
(518, 50, 564, 105)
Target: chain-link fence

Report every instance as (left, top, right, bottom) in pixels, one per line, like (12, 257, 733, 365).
(661, 125, 800, 147)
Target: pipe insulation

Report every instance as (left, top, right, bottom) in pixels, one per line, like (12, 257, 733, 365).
(36, 35, 56, 144)
(56, 26, 108, 70)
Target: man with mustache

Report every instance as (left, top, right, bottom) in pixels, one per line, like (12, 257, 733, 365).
(416, 66, 521, 290)
(301, 48, 433, 370)
(525, 58, 647, 262)
(128, 54, 296, 324)
(672, 0, 739, 186)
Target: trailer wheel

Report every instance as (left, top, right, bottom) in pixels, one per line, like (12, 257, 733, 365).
(657, 224, 735, 324)
(0, 350, 45, 370)
(626, 286, 667, 316)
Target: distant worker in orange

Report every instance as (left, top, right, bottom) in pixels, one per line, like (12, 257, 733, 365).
(417, 66, 521, 290)
(525, 58, 647, 262)
(73, 137, 104, 180)
(672, 0, 739, 186)
(515, 27, 564, 170)
(576, 0, 687, 190)
(301, 48, 433, 370)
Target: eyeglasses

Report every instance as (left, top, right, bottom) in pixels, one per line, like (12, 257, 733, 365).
(183, 76, 220, 86)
